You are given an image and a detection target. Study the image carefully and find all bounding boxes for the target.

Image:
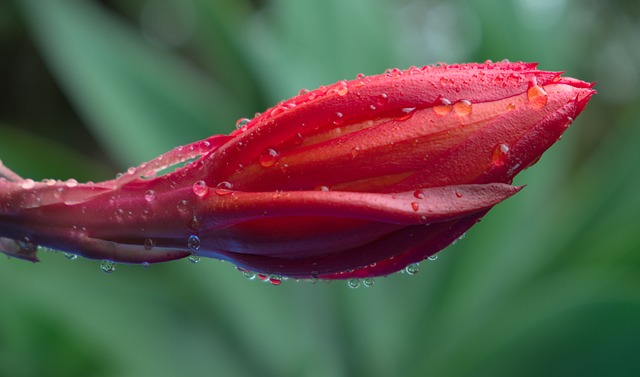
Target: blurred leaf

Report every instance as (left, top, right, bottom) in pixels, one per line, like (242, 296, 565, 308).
(0, 123, 113, 181)
(19, 0, 248, 167)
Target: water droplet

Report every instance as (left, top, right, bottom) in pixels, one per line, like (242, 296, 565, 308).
(270, 106, 287, 116)
(363, 278, 375, 287)
(356, 73, 366, 79)
(142, 261, 151, 268)
(440, 76, 454, 85)
(428, 255, 438, 261)
(269, 275, 283, 286)
(192, 180, 208, 197)
(259, 149, 280, 168)
(64, 253, 78, 260)
(527, 84, 548, 108)
(347, 278, 361, 288)
(21, 179, 35, 190)
(144, 238, 155, 250)
(455, 190, 463, 198)
(351, 147, 360, 158)
(507, 103, 516, 111)
(492, 143, 510, 164)
(453, 100, 472, 116)
(411, 202, 420, 211)
(397, 107, 416, 121)
(215, 181, 233, 196)
(413, 190, 425, 200)
(242, 269, 256, 280)
(144, 190, 156, 202)
(188, 255, 201, 264)
(298, 88, 310, 95)
(100, 260, 116, 274)
(65, 179, 78, 188)
(433, 98, 452, 116)
(177, 199, 190, 213)
(405, 263, 420, 275)
(187, 235, 200, 251)
(332, 112, 344, 125)
(376, 93, 389, 107)
(235, 117, 250, 130)
(188, 215, 201, 232)
(336, 84, 348, 96)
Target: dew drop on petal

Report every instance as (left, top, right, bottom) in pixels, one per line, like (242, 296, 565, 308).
(405, 263, 420, 275)
(298, 88, 310, 95)
(144, 238, 155, 250)
(347, 278, 361, 288)
(492, 143, 510, 164)
(215, 181, 234, 196)
(144, 190, 156, 202)
(259, 149, 280, 168)
(336, 85, 348, 96)
(428, 255, 438, 261)
(413, 190, 425, 200)
(142, 262, 151, 268)
(177, 199, 190, 213)
(453, 100, 472, 116)
(100, 260, 116, 274)
(235, 117, 250, 130)
(527, 84, 548, 108)
(192, 180, 208, 197)
(21, 179, 35, 190)
(188, 255, 201, 264)
(65, 179, 78, 188)
(332, 112, 344, 125)
(187, 235, 200, 251)
(411, 202, 420, 211)
(433, 98, 452, 116)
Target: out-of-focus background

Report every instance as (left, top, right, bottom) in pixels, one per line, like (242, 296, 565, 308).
(1, 0, 639, 376)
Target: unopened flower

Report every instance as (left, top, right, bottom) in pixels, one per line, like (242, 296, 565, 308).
(0, 61, 594, 280)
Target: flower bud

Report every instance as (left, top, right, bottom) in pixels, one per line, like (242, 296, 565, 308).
(0, 61, 594, 280)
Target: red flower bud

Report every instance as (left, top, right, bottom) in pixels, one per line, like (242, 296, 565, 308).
(0, 61, 594, 280)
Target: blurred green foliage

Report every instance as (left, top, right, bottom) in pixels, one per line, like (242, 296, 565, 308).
(1, 0, 639, 376)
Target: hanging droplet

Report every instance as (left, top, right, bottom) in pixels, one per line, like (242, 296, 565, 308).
(363, 278, 375, 287)
(453, 100, 472, 117)
(428, 255, 438, 261)
(347, 278, 361, 288)
(268, 275, 283, 286)
(64, 253, 78, 260)
(405, 263, 420, 275)
(492, 143, 510, 165)
(144, 190, 156, 202)
(215, 181, 234, 196)
(259, 148, 280, 168)
(188, 255, 201, 264)
(141, 261, 151, 268)
(527, 84, 548, 108)
(100, 260, 116, 274)
(187, 235, 200, 251)
(192, 180, 208, 197)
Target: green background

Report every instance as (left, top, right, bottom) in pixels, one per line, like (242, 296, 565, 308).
(1, 0, 639, 376)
